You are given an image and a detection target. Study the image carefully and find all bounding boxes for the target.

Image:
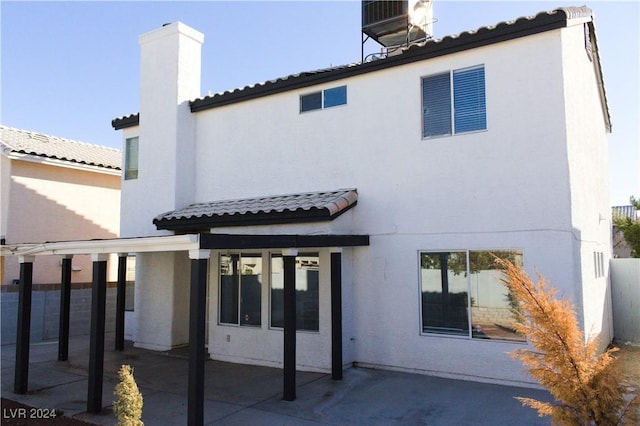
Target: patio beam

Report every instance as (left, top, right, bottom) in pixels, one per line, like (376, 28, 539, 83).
(58, 255, 73, 361)
(200, 233, 369, 250)
(188, 249, 210, 426)
(87, 253, 108, 414)
(282, 248, 298, 401)
(14, 255, 35, 394)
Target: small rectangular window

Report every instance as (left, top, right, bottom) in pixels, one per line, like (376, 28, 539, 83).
(324, 86, 347, 108)
(300, 92, 322, 112)
(124, 137, 139, 180)
(422, 65, 486, 138)
(300, 86, 347, 113)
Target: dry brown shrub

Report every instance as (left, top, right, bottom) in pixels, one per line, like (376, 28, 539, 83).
(495, 257, 640, 425)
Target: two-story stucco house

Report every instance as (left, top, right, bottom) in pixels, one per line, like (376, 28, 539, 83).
(105, 5, 612, 389)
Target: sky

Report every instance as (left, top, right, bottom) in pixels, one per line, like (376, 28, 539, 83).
(1, 0, 638, 205)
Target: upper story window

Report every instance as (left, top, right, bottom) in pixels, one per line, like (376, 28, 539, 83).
(422, 65, 486, 138)
(300, 85, 347, 113)
(124, 137, 139, 180)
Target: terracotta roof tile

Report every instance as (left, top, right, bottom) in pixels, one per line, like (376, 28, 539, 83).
(154, 189, 358, 230)
(1, 125, 121, 170)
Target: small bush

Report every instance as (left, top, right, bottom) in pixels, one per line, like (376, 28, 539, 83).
(496, 257, 640, 425)
(113, 364, 143, 426)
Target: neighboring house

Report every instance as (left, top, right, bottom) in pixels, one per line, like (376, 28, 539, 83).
(612, 205, 639, 258)
(0, 126, 122, 285)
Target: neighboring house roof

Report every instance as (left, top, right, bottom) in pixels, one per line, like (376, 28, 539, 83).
(0, 125, 121, 171)
(154, 189, 358, 231)
(113, 6, 610, 132)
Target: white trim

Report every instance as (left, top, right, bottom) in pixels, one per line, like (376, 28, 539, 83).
(5, 151, 121, 176)
(92, 253, 109, 262)
(281, 248, 299, 257)
(1, 234, 200, 257)
(189, 249, 211, 260)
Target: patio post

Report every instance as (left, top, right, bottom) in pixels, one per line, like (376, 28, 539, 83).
(331, 250, 343, 380)
(58, 255, 73, 361)
(14, 255, 35, 394)
(188, 249, 210, 426)
(282, 248, 298, 401)
(87, 253, 108, 414)
(115, 253, 127, 351)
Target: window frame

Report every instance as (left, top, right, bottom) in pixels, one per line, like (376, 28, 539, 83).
(218, 253, 263, 327)
(124, 136, 139, 180)
(421, 64, 487, 139)
(269, 252, 320, 332)
(418, 249, 526, 343)
(300, 85, 347, 113)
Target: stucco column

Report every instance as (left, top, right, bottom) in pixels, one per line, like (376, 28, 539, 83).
(14, 255, 35, 394)
(58, 255, 73, 361)
(115, 253, 127, 351)
(87, 253, 108, 414)
(188, 249, 210, 426)
(282, 248, 298, 401)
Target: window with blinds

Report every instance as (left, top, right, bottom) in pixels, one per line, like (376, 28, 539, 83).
(422, 65, 486, 138)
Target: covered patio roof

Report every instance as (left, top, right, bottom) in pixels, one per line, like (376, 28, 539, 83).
(2, 231, 368, 425)
(1, 232, 369, 257)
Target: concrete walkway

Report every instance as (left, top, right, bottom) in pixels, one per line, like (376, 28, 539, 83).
(1, 333, 553, 425)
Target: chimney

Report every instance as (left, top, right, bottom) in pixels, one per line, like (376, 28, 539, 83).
(136, 22, 204, 235)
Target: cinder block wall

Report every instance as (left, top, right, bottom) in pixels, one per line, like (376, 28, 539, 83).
(1, 283, 119, 345)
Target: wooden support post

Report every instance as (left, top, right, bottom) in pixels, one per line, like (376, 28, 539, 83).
(331, 251, 343, 381)
(58, 255, 72, 361)
(282, 249, 298, 401)
(115, 254, 127, 351)
(87, 254, 108, 414)
(14, 256, 34, 394)
(188, 250, 210, 426)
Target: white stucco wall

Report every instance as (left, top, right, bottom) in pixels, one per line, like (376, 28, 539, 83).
(559, 22, 613, 348)
(121, 21, 611, 385)
(120, 23, 203, 238)
(132, 250, 191, 351)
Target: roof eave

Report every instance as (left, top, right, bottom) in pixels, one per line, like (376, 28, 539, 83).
(113, 7, 581, 124)
(6, 150, 122, 175)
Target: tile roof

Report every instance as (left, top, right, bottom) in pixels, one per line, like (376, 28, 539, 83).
(112, 6, 609, 132)
(154, 189, 358, 231)
(1, 125, 121, 170)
